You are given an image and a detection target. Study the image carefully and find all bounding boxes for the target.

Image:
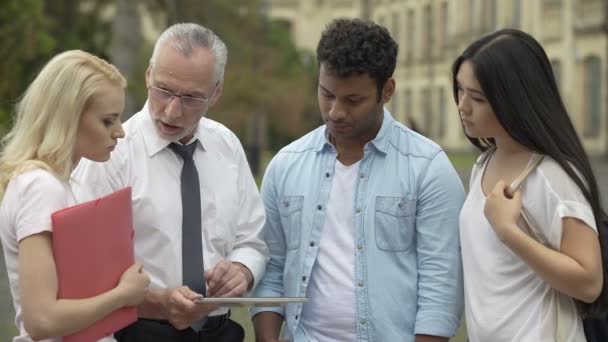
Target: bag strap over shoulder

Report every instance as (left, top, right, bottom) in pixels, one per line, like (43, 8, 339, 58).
(510, 153, 575, 341)
(469, 147, 495, 190)
(510, 153, 546, 244)
(508, 153, 545, 197)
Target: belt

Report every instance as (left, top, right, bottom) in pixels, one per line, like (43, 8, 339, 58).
(200, 311, 230, 332)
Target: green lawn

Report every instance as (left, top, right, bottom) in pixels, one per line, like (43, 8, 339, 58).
(447, 151, 478, 171)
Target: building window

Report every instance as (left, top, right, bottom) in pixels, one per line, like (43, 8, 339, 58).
(584, 56, 601, 137)
(438, 87, 446, 139)
(403, 89, 412, 127)
(392, 12, 400, 51)
(440, 2, 448, 49)
(424, 4, 433, 58)
(490, 0, 498, 29)
(469, 0, 476, 31)
(422, 88, 432, 136)
(550, 59, 561, 91)
(390, 91, 398, 116)
(406, 9, 415, 63)
(379, 15, 386, 28)
(512, 0, 522, 27)
(390, 11, 400, 62)
(543, 0, 562, 9)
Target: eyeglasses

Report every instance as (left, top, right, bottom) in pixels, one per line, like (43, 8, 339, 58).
(148, 84, 213, 110)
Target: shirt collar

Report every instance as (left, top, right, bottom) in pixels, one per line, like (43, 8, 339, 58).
(140, 101, 207, 157)
(369, 108, 393, 154)
(315, 107, 394, 154)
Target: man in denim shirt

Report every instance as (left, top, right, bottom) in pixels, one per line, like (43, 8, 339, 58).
(251, 18, 465, 342)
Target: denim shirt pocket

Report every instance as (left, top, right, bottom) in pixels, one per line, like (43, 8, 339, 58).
(278, 196, 304, 250)
(374, 196, 416, 251)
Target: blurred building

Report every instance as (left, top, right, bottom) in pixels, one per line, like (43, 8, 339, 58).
(267, 0, 608, 156)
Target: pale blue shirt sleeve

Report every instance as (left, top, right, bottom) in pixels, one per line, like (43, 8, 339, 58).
(250, 157, 288, 318)
(414, 151, 465, 337)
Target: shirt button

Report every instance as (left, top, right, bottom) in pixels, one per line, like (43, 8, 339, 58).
(310, 241, 315, 247)
(295, 315, 299, 320)
(317, 205, 322, 210)
(359, 173, 365, 179)
(398, 202, 404, 208)
(360, 319, 366, 325)
(355, 208, 361, 213)
(302, 276, 307, 282)
(357, 244, 363, 250)
(325, 172, 331, 178)
(284, 202, 289, 207)
(358, 281, 364, 287)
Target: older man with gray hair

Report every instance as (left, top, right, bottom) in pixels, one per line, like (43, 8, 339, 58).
(72, 23, 268, 342)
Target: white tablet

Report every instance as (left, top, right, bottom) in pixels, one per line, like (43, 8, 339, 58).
(194, 297, 307, 307)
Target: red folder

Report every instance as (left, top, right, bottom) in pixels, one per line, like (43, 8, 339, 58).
(51, 187, 136, 342)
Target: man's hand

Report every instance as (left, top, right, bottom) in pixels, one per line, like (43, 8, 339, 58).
(164, 286, 217, 330)
(205, 260, 253, 297)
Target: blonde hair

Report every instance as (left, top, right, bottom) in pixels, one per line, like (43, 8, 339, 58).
(0, 50, 126, 200)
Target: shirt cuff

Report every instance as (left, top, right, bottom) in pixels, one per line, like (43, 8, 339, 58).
(414, 310, 461, 337)
(250, 305, 285, 319)
(228, 248, 268, 290)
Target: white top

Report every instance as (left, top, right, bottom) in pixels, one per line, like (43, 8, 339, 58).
(298, 160, 359, 341)
(0, 169, 114, 342)
(71, 103, 269, 316)
(460, 155, 595, 342)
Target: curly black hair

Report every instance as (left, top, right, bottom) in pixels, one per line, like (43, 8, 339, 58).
(316, 18, 398, 101)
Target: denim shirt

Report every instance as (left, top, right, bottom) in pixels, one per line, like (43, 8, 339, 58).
(251, 110, 465, 341)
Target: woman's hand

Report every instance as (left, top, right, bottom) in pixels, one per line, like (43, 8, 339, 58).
(484, 180, 522, 241)
(116, 262, 150, 307)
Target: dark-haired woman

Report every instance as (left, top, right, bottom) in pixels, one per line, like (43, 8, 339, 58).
(453, 29, 608, 342)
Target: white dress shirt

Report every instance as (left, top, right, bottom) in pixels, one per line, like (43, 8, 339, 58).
(71, 103, 268, 316)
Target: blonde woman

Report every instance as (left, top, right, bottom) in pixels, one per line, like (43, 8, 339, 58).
(0, 50, 150, 342)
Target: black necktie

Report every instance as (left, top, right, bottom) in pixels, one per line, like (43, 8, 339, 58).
(169, 142, 206, 296)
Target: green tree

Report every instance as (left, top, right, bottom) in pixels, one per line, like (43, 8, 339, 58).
(162, 0, 319, 174)
(0, 0, 55, 131)
(1, 0, 319, 176)
(42, 0, 114, 56)
(0, 0, 115, 131)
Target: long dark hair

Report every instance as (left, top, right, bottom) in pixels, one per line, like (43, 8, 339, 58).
(452, 28, 608, 318)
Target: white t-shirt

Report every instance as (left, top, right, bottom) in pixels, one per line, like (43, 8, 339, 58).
(0, 169, 114, 342)
(460, 155, 596, 342)
(298, 160, 359, 341)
